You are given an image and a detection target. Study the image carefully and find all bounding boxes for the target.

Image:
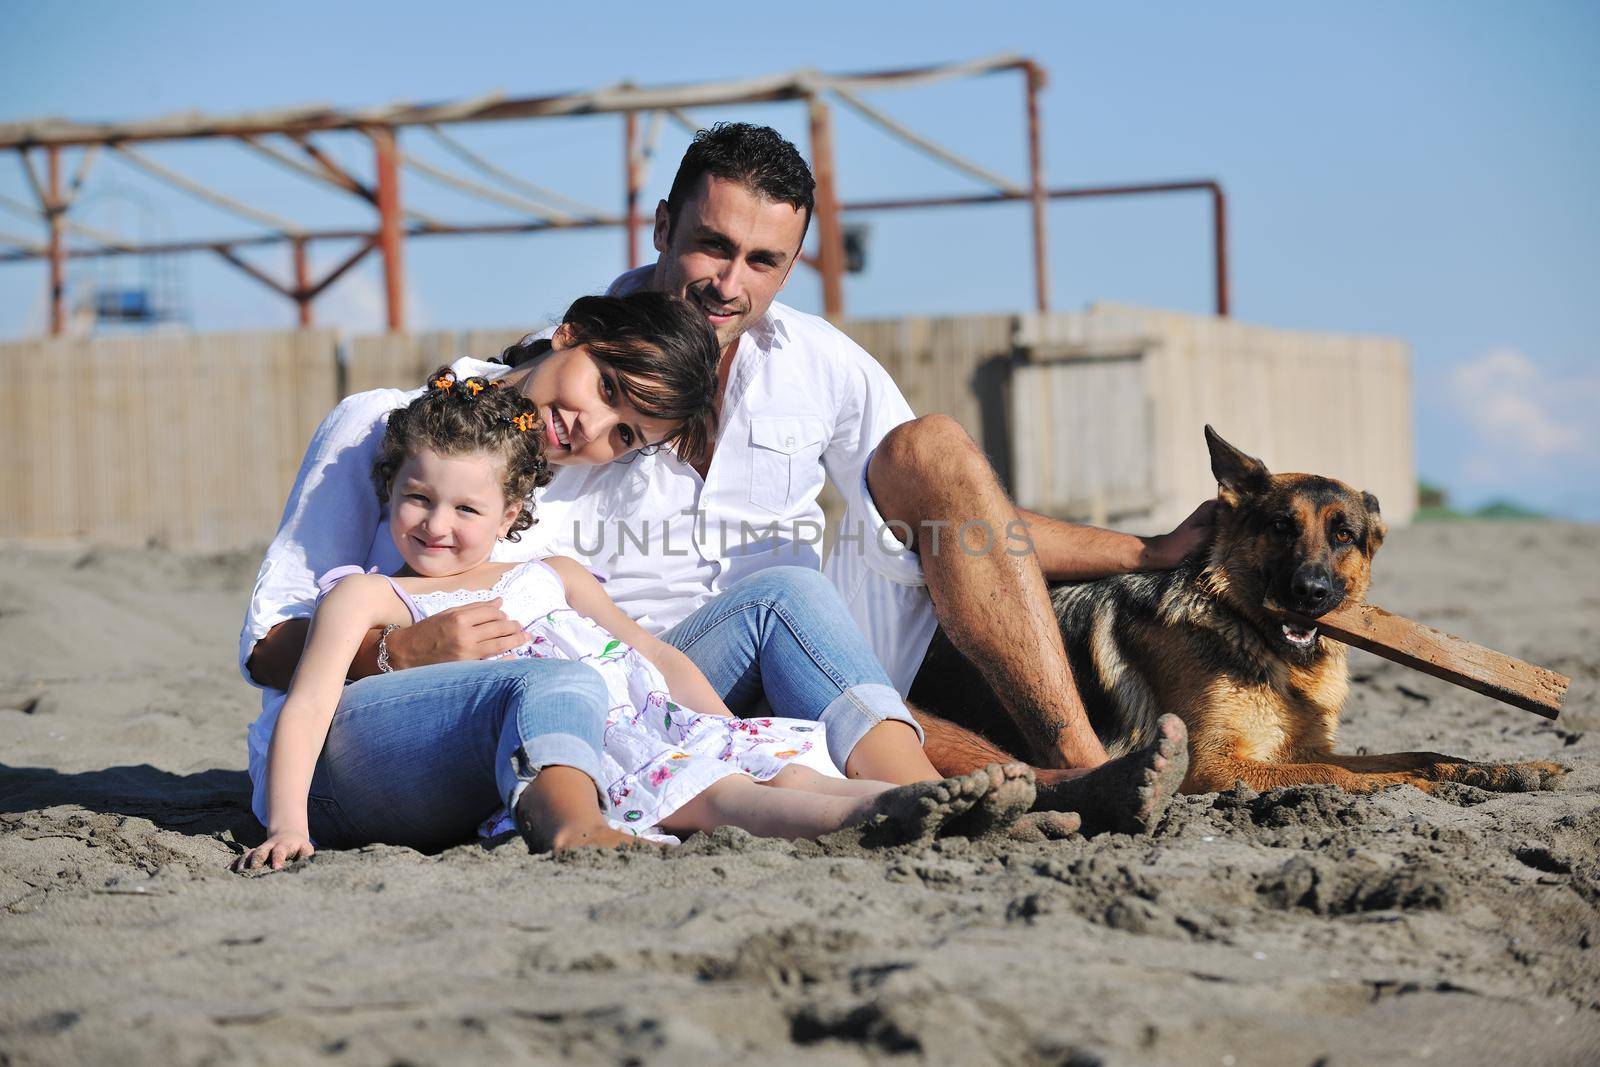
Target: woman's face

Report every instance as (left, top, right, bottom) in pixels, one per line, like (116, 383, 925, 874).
(515, 330, 679, 466)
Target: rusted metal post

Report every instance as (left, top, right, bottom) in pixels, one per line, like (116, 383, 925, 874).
(807, 96, 845, 320)
(1210, 182, 1230, 317)
(47, 148, 65, 336)
(624, 110, 640, 268)
(292, 237, 312, 327)
(1023, 61, 1050, 314)
(370, 126, 406, 332)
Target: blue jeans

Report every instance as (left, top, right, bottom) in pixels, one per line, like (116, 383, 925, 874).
(307, 657, 608, 851)
(307, 566, 918, 850)
(661, 566, 923, 771)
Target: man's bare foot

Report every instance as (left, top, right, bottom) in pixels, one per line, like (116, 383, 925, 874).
(514, 769, 662, 853)
(823, 763, 1026, 848)
(1033, 714, 1189, 836)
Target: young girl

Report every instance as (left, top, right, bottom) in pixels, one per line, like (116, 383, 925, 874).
(238, 369, 1032, 869)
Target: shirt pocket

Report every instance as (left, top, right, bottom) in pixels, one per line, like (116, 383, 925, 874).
(748, 416, 829, 516)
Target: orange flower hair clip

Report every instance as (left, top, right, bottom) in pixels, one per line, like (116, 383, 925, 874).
(463, 379, 486, 397)
(512, 413, 539, 433)
(431, 372, 456, 392)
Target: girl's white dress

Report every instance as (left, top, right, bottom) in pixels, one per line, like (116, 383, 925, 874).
(375, 558, 822, 840)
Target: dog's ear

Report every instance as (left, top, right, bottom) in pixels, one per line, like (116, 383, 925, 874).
(1362, 490, 1387, 555)
(1205, 425, 1270, 507)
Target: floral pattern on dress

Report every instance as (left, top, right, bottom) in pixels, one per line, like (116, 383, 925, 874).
(413, 559, 821, 841)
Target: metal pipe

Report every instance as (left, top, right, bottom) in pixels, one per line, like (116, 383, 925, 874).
(0, 215, 636, 263)
(18, 150, 49, 211)
(241, 135, 375, 203)
(840, 180, 1230, 317)
(807, 96, 845, 319)
(422, 125, 606, 220)
(67, 145, 99, 198)
(293, 238, 311, 327)
(47, 147, 63, 336)
(0, 228, 45, 253)
(830, 84, 1023, 195)
(0, 54, 1032, 150)
(842, 179, 1222, 210)
(0, 189, 137, 250)
(1023, 60, 1049, 314)
(111, 143, 305, 236)
(2, 181, 1234, 317)
(301, 238, 376, 302)
(1211, 183, 1230, 317)
(400, 149, 575, 223)
(213, 245, 293, 298)
(370, 126, 406, 332)
(624, 109, 639, 268)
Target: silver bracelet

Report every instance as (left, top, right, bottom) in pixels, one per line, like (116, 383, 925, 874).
(376, 624, 400, 673)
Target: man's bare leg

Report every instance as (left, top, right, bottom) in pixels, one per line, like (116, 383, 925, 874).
(868, 415, 1108, 769)
(916, 708, 1190, 836)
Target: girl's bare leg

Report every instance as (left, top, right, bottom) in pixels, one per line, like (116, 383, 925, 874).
(516, 766, 659, 851)
(657, 764, 1036, 845)
(759, 765, 893, 799)
(660, 775, 867, 840)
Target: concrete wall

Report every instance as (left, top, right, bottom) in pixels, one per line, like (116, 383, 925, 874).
(0, 329, 337, 551)
(0, 306, 1414, 551)
(1014, 304, 1416, 531)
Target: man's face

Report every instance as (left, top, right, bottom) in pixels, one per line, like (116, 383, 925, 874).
(652, 175, 807, 349)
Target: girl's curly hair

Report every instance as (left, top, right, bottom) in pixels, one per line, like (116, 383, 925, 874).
(371, 368, 553, 542)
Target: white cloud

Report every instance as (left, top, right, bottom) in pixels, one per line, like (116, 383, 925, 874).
(1447, 348, 1588, 458)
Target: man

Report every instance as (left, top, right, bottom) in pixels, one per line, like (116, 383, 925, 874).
(523, 123, 1209, 828)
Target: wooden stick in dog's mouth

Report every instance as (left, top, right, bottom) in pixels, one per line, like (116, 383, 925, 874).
(1285, 601, 1569, 720)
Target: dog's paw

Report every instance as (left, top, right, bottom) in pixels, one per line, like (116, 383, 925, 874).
(1432, 760, 1553, 793)
(1526, 760, 1568, 790)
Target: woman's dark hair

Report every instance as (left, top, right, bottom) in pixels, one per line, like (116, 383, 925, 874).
(664, 122, 815, 246)
(501, 291, 720, 466)
(371, 368, 553, 542)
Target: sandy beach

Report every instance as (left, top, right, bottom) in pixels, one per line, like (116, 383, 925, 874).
(2, 520, 1596, 1065)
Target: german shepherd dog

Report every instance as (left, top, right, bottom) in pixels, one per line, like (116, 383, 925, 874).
(911, 427, 1565, 795)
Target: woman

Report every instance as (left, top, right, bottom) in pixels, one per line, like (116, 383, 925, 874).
(238, 291, 959, 861)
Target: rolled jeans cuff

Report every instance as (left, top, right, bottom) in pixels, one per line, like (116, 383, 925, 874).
(501, 731, 607, 815)
(817, 683, 924, 770)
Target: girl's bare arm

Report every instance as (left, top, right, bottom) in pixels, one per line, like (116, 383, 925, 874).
(240, 575, 409, 870)
(544, 556, 734, 717)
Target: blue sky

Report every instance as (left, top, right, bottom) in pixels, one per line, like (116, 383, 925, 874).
(2, 2, 1596, 517)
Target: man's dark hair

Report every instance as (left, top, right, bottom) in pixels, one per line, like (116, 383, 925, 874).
(664, 122, 816, 248)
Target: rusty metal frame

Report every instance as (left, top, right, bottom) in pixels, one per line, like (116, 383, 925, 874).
(0, 54, 1231, 334)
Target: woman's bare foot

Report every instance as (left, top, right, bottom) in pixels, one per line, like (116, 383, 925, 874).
(824, 763, 1030, 848)
(1033, 714, 1189, 836)
(514, 767, 662, 853)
